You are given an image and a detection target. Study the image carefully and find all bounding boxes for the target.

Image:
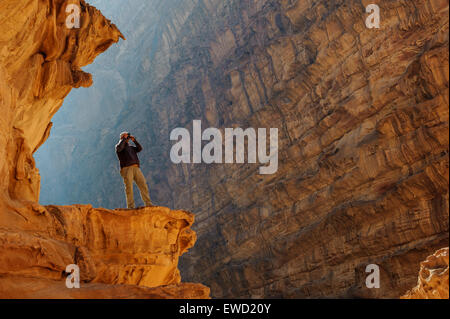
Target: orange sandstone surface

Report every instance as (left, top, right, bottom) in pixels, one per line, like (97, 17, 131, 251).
(0, 0, 209, 299)
(402, 247, 449, 299)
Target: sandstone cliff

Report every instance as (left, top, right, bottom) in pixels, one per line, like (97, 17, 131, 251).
(36, 0, 449, 298)
(0, 0, 208, 298)
(402, 247, 449, 299)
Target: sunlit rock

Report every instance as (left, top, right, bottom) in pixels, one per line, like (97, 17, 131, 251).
(401, 248, 449, 299)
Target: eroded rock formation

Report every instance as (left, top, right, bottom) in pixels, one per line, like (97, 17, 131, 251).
(0, 0, 208, 299)
(36, 0, 448, 298)
(0, 203, 209, 298)
(0, 0, 124, 203)
(401, 247, 449, 299)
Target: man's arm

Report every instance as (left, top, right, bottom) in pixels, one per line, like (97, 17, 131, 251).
(116, 138, 127, 152)
(132, 137, 143, 152)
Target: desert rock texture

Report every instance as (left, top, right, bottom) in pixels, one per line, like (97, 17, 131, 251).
(402, 247, 449, 299)
(162, 0, 450, 298)
(0, 0, 208, 298)
(0, 203, 209, 298)
(2, 0, 448, 298)
(38, 0, 449, 298)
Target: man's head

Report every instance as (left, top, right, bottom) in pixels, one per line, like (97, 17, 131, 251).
(120, 132, 130, 140)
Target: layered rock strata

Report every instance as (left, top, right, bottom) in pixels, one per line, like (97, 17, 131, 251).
(38, 0, 448, 298)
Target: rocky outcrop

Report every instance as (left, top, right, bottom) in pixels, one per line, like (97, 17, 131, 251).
(0, 202, 209, 298)
(401, 247, 449, 299)
(0, 0, 208, 299)
(37, 0, 449, 298)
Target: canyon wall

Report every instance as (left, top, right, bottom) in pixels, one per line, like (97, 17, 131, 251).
(35, 0, 449, 298)
(0, 0, 208, 298)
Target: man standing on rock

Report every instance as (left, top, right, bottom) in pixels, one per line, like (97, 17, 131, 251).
(116, 132, 153, 209)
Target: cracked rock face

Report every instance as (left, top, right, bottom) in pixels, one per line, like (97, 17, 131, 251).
(0, 0, 208, 299)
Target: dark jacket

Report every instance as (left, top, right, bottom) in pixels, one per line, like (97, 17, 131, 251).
(115, 138, 143, 169)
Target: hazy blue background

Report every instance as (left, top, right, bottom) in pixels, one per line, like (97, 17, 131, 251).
(35, 0, 163, 208)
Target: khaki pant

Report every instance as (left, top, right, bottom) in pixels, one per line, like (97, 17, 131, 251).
(120, 165, 152, 209)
